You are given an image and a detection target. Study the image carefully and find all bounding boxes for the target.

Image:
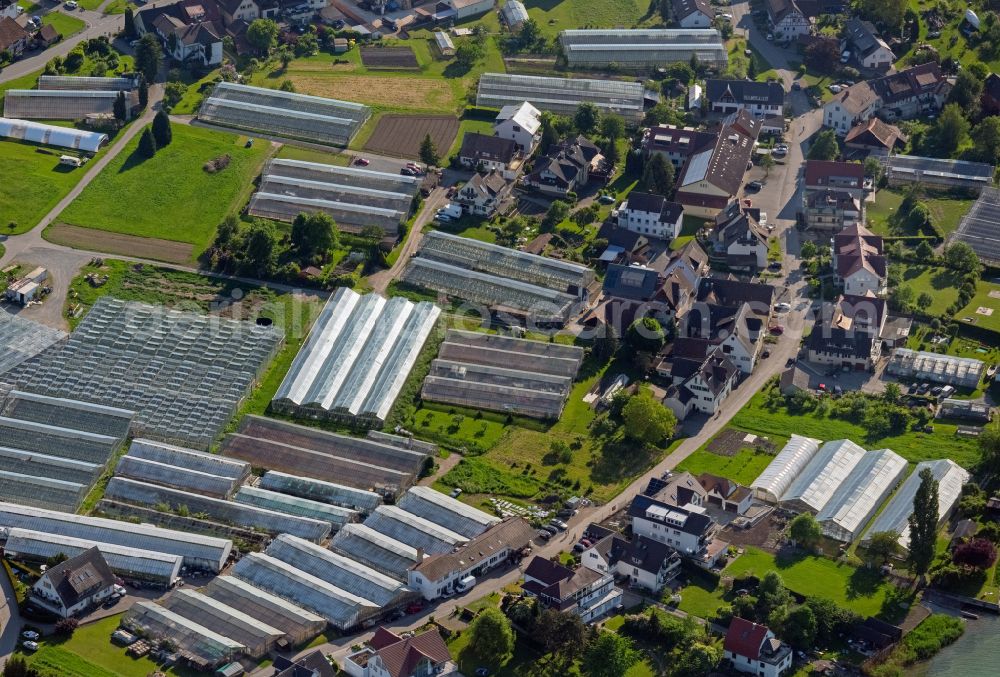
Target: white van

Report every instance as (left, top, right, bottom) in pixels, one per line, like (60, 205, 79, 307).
(59, 155, 83, 167)
(456, 575, 476, 593)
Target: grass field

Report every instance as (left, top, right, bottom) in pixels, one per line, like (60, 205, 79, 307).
(896, 263, 964, 316)
(522, 0, 651, 38)
(42, 11, 86, 38)
(675, 448, 776, 486)
(57, 125, 270, 258)
(957, 279, 1000, 335)
(729, 385, 980, 468)
(0, 140, 92, 234)
(866, 188, 974, 237)
(275, 144, 350, 164)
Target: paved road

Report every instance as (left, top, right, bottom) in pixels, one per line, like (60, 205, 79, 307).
(0, 564, 22, 670)
(369, 185, 448, 294)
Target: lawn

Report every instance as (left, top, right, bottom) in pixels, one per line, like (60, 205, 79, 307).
(0, 139, 94, 234)
(671, 216, 705, 251)
(57, 124, 270, 256)
(675, 448, 776, 486)
(729, 385, 980, 468)
(866, 188, 974, 237)
(896, 263, 964, 316)
(42, 11, 86, 38)
(956, 279, 1000, 336)
(522, 0, 652, 39)
(275, 144, 351, 165)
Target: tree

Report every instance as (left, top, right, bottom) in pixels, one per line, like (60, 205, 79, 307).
(137, 75, 148, 110)
(934, 103, 970, 155)
(800, 240, 817, 259)
(539, 114, 560, 154)
(246, 18, 279, 54)
(54, 617, 79, 635)
(972, 116, 1000, 163)
(137, 126, 157, 159)
(915, 240, 935, 261)
(757, 571, 791, 618)
(789, 512, 822, 550)
(242, 219, 278, 277)
(979, 425, 1000, 478)
(541, 200, 570, 231)
(519, 18, 542, 50)
(782, 606, 817, 649)
(152, 110, 172, 148)
(466, 607, 514, 666)
(455, 40, 485, 68)
(916, 292, 934, 311)
(953, 538, 998, 569)
(804, 39, 840, 74)
(600, 114, 625, 144)
(592, 322, 619, 362)
(858, 0, 907, 31)
(622, 390, 677, 446)
(124, 8, 136, 39)
(761, 152, 775, 177)
(113, 90, 128, 124)
(889, 284, 914, 312)
(807, 129, 839, 160)
(909, 467, 940, 579)
(943, 241, 982, 275)
(419, 133, 439, 167)
(867, 530, 902, 564)
(581, 632, 640, 677)
(2, 655, 36, 677)
(949, 69, 984, 118)
(626, 317, 666, 353)
(672, 642, 721, 676)
(906, 202, 931, 233)
(574, 102, 601, 135)
(641, 152, 674, 197)
(134, 33, 162, 83)
(539, 608, 588, 667)
(291, 212, 338, 258)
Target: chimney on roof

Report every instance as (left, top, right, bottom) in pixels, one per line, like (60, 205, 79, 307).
(416, 547, 424, 561)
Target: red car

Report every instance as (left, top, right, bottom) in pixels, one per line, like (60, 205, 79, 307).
(353, 157, 370, 166)
(406, 603, 423, 614)
(769, 325, 784, 335)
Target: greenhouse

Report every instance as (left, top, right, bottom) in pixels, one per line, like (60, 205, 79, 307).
(15, 297, 284, 448)
(442, 329, 584, 373)
(419, 231, 595, 293)
(815, 449, 908, 542)
(103, 477, 332, 543)
(265, 534, 415, 608)
(751, 434, 822, 503)
(234, 485, 358, 529)
(3, 89, 130, 120)
(363, 505, 468, 555)
(0, 416, 120, 465)
(3, 390, 135, 440)
(0, 117, 108, 153)
(0, 445, 101, 485)
(123, 601, 245, 668)
(272, 289, 441, 426)
(477, 73, 646, 122)
(501, 0, 528, 27)
(329, 523, 425, 581)
(232, 552, 381, 629)
(2, 527, 183, 586)
(886, 349, 985, 388)
(115, 455, 241, 499)
(37, 75, 139, 91)
(861, 459, 971, 551)
(397, 486, 501, 539)
(161, 589, 285, 659)
(0, 469, 88, 512)
(260, 471, 383, 513)
(0, 501, 233, 570)
(203, 576, 327, 646)
(198, 82, 370, 147)
(127, 438, 250, 480)
(559, 29, 727, 70)
(780, 439, 868, 514)
(422, 360, 573, 419)
(401, 258, 579, 324)
(0, 312, 68, 375)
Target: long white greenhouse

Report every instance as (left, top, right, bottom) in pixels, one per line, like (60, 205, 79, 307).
(363, 505, 468, 555)
(260, 471, 383, 513)
(559, 29, 728, 70)
(477, 73, 646, 122)
(198, 82, 371, 147)
(329, 523, 425, 581)
(232, 552, 380, 630)
(861, 459, 971, 551)
(3, 89, 129, 120)
(272, 288, 440, 426)
(203, 576, 327, 646)
(751, 435, 823, 503)
(234, 485, 358, 529)
(397, 486, 500, 539)
(115, 455, 241, 499)
(0, 501, 232, 570)
(3, 527, 183, 586)
(780, 439, 868, 514)
(161, 589, 285, 659)
(815, 449, 908, 542)
(265, 534, 415, 608)
(124, 601, 244, 668)
(0, 115, 108, 151)
(127, 439, 250, 481)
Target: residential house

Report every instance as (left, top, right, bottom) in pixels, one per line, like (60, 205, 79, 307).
(823, 81, 880, 136)
(705, 79, 785, 117)
(602, 264, 661, 302)
(682, 301, 765, 374)
(711, 200, 769, 272)
(35, 23, 60, 48)
(671, 0, 713, 28)
(982, 72, 1000, 116)
(217, 0, 260, 24)
(581, 534, 682, 593)
(343, 627, 453, 677)
(724, 617, 794, 677)
(494, 101, 542, 154)
(803, 160, 867, 226)
(640, 124, 716, 171)
(521, 556, 623, 623)
(596, 221, 653, 265)
(524, 135, 603, 197)
(675, 110, 761, 218)
(843, 18, 894, 71)
(628, 494, 724, 567)
(0, 16, 29, 57)
(824, 63, 951, 134)
(806, 293, 886, 370)
(664, 348, 740, 420)
(135, 3, 224, 66)
(655, 239, 711, 285)
(833, 224, 887, 296)
(764, 0, 810, 42)
(458, 132, 518, 175)
(31, 547, 117, 618)
(804, 160, 866, 198)
(454, 171, 511, 217)
(698, 473, 753, 514)
(643, 470, 709, 507)
(696, 275, 775, 317)
(0, 0, 19, 20)
(274, 651, 337, 677)
(844, 117, 906, 156)
(616, 192, 684, 240)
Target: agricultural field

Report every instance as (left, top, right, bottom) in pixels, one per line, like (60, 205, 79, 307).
(55, 125, 270, 262)
(360, 46, 420, 69)
(363, 114, 460, 159)
(866, 188, 975, 237)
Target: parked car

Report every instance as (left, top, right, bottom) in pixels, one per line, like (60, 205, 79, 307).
(21, 631, 39, 641)
(829, 84, 842, 94)
(66, 0, 79, 8)
(541, 525, 559, 535)
(400, 167, 416, 176)
(598, 194, 616, 204)
(762, 349, 771, 358)
(774, 302, 791, 312)
(22, 641, 38, 652)
(746, 180, 763, 191)
(573, 543, 586, 552)
(792, 81, 801, 90)
(537, 529, 552, 540)
(406, 602, 423, 614)
(449, 487, 462, 498)
(766, 33, 774, 41)
(768, 261, 782, 271)
(353, 157, 370, 166)
(786, 357, 795, 367)
(549, 519, 568, 531)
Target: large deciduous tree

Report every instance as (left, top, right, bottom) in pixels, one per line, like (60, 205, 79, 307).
(789, 512, 822, 550)
(574, 102, 601, 135)
(246, 18, 279, 55)
(581, 632, 640, 677)
(291, 212, 338, 259)
(466, 607, 514, 666)
(134, 33, 162, 83)
(622, 390, 677, 446)
(807, 129, 839, 161)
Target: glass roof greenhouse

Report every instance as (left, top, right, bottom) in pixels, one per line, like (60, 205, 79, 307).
(272, 288, 440, 426)
(559, 29, 728, 69)
(751, 434, 822, 503)
(124, 601, 245, 667)
(3, 390, 135, 439)
(161, 589, 285, 659)
(397, 486, 501, 539)
(861, 459, 971, 551)
(0, 469, 87, 512)
(0, 117, 108, 153)
(477, 73, 646, 122)
(886, 349, 986, 388)
(204, 576, 327, 646)
(234, 485, 358, 528)
(127, 438, 250, 480)
(260, 470, 383, 513)
(0, 312, 67, 375)
(815, 449, 908, 542)
(329, 523, 424, 581)
(37, 75, 139, 91)
(115, 455, 241, 499)
(3, 90, 127, 120)
(0, 416, 120, 464)
(780, 439, 868, 514)
(0, 444, 101, 485)
(363, 505, 468, 555)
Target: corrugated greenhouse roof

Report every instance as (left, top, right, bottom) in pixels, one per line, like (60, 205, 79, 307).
(815, 448, 908, 541)
(780, 439, 867, 513)
(397, 486, 500, 538)
(329, 522, 423, 580)
(162, 589, 285, 644)
(751, 434, 822, 503)
(115, 455, 238, 499)
(363, 505, 469, 554)
(260, 471, 382, 512)
(205, 575, 327, 627)
(124, 601, 244, 660)
(128, 438, 250, 479)
(235, 485, 358, 526)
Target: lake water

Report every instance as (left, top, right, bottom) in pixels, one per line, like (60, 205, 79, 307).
(912, 613, 1000, 676)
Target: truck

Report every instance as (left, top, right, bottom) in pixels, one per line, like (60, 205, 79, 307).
(456, 575, 476, 593)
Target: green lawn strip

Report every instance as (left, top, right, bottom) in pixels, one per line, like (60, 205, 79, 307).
(58, 124, 270, 252)
(671, 216, 705, 251)
(866, 188, 973, 237)
(896, 263, 963, 316)
(42, 11, 86, 38)
(101, 0, 134, 14)
(169, 68, 221, 115)
(956, 279, 1000, 335)
(674, 448, 777, 486)
(76, 0, 104, 9)
(675, 571, 727, 618)
(523, 0, 650, 39)
(446, 116, 495, 160)
(274, 145, 351, 165)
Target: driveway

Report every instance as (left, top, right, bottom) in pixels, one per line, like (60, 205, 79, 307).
(0, 565, 23, 670)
